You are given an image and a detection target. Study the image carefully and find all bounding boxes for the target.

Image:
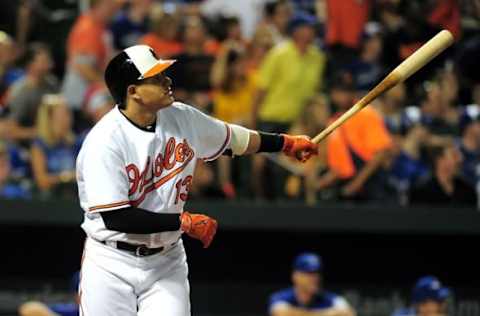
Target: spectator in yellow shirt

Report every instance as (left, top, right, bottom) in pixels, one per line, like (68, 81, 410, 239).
(211, 46, 257, 198)
(251, 12, 326, 199)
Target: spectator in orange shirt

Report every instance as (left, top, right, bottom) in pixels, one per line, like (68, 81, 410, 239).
(61, 0, 125, 112)
(139, 4, 183, 59)
(326, 0, 370, 67)
(318, 75, 394, 201)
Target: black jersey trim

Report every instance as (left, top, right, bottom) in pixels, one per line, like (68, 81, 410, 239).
(118, 107, 157, 133)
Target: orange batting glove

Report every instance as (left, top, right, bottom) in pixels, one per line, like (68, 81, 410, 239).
(180, 211, 218, 248)
(282, 134, 318, 162)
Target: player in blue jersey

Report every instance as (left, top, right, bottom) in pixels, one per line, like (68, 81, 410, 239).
(268, 252, 356, 316)
(392, 276, 450, 316)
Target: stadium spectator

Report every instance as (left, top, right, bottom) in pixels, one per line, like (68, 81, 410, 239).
(428, 0, 461, 40)
(404, 80, 458, 137)
(3, 43, 57, 143)
(211, 46, 257, 198)
(0, 141, 30, 199)
(261, 0, 293, 44)
(82, 82, 114, 126)
(140, 5, 183, 58)
(169, 16, 216, 109)
(0, 31, 23, 110)
(268, 252, 355, 316)
(410, 143, 477, 206)
(318, 75, 394, 200)
(30, 95, 79, 198)
(211, 15, 247, 54)
(212, 47, 256, 125)
(110, 0, 151, 51)
(245, 24, 275, 72)
(379, 83, 430, 203)
(345, 22, 385, 93)
(378, 1, 405, 69)
(200, 0, 267, 39)
(325, 0, 370, 64)
(456, 104, 480, 188)
(392, 275, 451, 316)
(61, 0, 124, 111)
(251, 12, 325, 199)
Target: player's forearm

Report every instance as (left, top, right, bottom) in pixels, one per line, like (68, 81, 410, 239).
(243, 131, 284, 155)
(100, 208, 181, 234)
(227, 126, 317, 163)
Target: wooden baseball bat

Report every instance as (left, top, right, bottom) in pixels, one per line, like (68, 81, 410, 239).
(312, 30, 454, 144)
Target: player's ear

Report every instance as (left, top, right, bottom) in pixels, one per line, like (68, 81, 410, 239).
(127, 84, 141, 101)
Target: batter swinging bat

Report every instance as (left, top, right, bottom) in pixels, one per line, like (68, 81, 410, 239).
(312, 30, 454, 144)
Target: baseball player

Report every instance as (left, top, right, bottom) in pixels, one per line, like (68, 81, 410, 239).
(268, 253, 356, 316)
(76, 44, 318, 315)
(392, 276, 451, 316)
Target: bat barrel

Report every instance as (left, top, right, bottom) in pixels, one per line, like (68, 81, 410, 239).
(311, 30, 454, 144)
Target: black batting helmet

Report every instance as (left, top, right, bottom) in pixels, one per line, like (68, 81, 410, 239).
(104, 45, 175, 107)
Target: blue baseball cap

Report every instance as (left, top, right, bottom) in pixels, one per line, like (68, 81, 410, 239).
(293, 253, 322, 273)
(288, 12, 317, 34)
(412, 276, 450, 304)
(459, 104, 480, 134)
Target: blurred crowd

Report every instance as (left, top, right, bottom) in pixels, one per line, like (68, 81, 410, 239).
(0, 0, 479, 207)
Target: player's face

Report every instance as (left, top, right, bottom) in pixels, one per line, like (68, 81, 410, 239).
(416, 300, 443, 316)
(134, 73, 174, 110)
(292, 271, 320, 295)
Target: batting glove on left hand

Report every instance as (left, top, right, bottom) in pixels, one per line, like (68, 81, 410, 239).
(282, 134, 318, 162)
(180, 211, 218, 248)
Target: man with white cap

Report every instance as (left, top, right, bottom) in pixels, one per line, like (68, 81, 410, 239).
(76, 44, 318, 315)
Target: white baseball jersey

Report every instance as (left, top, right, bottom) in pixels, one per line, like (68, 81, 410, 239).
(76, 102, 231, 248)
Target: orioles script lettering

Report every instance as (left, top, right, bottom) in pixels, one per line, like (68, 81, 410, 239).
(125, 137, 195, 197)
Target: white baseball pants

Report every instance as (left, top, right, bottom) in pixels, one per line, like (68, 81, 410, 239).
(79, 237, 190, 316)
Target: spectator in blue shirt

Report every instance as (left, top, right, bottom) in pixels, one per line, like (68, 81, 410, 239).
(110, 0, 151, 50)
(268, 253, 355, 316)
(456, 104, 480, 187)
(392, 276, 451, 316)
(345, 22, 384, 93)
(30, 94, 79, 198)
(0, 141, 30, 199)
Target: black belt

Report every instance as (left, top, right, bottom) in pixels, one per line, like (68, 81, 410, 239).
(102, 241, 166, 257)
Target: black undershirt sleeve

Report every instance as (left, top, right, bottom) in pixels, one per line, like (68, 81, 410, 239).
(100, 207, 181, 234)
(257, 132, 285, 152)
(222, 132, 285, 156)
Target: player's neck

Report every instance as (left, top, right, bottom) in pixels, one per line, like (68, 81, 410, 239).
(121, 105, 157, 128)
